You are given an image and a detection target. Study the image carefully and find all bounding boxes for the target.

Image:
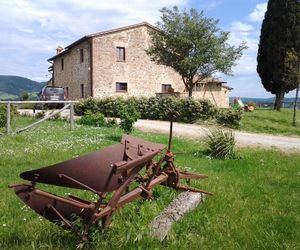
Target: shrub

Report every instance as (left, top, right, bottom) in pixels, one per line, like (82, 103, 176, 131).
(0, 104, 17, 128)
(98, 97, 125, 117)
(119, 103, 140, 134)
(0, 105, 6, 128)
(216, 109, 243, 128)
(74, 97, 98, 116)
(74, 97, 218, 123)
(49, 112, 62, 121)
(178, 98, 215, 122)
(77, 111, 106, 127)
(206, 129, 236, 159)
(129, 96, 148, 119)
(247, 101, 256, 107)
(35, 111, 45, 119)
(106, 118, 118, 127)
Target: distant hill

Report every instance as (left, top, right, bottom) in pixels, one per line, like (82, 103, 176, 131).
(229, 97, 297, 104)
(0, 75, 46, 100)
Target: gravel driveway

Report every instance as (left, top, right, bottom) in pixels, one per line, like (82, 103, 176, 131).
(134, 119, 300, 152)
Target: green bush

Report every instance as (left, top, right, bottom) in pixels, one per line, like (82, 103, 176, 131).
(74, 97, 217, 123)
(178, 98, 216, 122)
(74, 97, 98, 116)
(49, 112, 62, 121)
(206, 129, 236, 159)
(35, 111, 45, 119)
(119, 103, 140, 134)
(77, 111, 106, 127)
(216, 109, 243, 128)
(0, 105, 6, 128)
(106, 118, 118, 127)
(0, 104, 17, 128)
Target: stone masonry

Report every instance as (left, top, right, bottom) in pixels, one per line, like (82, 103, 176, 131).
(49, 22, 231, 108)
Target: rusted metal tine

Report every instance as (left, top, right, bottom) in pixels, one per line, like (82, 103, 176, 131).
(168, 119, 173, 152)
(179, 171, 209, 180)
(47, 204, 73, 229)
(95, 173, 169, 220)
(58, 174, 102, 196)
(176, 183, 213, 195)
(34, 189, 94, 208)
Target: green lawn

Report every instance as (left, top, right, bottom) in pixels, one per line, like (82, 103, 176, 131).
(0, 118, 299, 249)
(239, 108, 300, 136)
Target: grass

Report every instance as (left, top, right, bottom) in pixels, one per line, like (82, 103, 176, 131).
(0, 117, 300, 249)
(239, 108, 300, 136)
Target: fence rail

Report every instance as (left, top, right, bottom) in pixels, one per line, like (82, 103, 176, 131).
(1, 100, 78, 135)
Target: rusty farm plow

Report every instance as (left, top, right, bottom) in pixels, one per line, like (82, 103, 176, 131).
(10, 120, 212, 241)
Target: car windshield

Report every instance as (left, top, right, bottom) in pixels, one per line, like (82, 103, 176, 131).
(44, 87, 64, 95)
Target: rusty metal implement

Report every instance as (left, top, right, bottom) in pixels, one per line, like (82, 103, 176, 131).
(9, 120, 212, 241)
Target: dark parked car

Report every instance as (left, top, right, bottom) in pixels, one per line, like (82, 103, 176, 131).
(37, 86, 66, 109)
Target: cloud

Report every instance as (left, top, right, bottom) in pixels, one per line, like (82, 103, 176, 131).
(197, 1, 222, 11)
(248, 2, 267, 22)
(230, 22, 254, 34)
(0, 0, 188, 81)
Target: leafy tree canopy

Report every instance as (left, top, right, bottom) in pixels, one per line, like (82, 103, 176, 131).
(147, 6, 247, 97)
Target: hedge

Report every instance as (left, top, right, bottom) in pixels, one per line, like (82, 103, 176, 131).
(74, 97, 242, 127)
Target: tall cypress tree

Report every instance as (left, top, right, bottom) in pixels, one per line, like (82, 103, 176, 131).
(257, 0, 300, 110)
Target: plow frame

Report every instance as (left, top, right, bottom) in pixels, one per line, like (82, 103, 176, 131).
(10, 120, 212, 241)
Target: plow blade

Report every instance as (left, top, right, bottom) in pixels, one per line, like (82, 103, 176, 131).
(10, 184, 93, 228)
(9, 134, 212, 241)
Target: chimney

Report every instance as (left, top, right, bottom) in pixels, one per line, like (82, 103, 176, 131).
(56, 46, 64, 54)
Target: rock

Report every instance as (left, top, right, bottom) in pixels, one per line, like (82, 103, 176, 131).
(150, 191, 204, 241)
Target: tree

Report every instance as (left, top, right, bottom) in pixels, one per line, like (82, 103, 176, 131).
(257, 0, 300, 111)
(146, 6, 247, 97)
(20, 91, 29, 101)
(285, 50, 300, 125)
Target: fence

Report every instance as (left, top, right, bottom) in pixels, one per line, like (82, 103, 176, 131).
(0, 101, 78, 135)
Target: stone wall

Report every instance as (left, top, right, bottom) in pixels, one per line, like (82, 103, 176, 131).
(189, 83, 230, 108)
(53, 40, 91, 99)
(92, 26, 184, 98)
(51, 24, 230, 107)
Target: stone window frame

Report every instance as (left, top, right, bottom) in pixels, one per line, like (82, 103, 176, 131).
(80, 49, 84, 63)
(116, 82, 127, 92)
(161, 84, 172, 93)
(61, 58, 64, 71)
(116, 47, 125, 62)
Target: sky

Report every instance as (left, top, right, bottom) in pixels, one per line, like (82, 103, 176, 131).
(0, 0, 296, 98)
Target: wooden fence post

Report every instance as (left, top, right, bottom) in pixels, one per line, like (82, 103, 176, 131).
(70, 103, 74, 129)
(6, 102, 11, 134)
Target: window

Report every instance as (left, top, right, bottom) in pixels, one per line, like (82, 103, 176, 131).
(116, 47, 125, 61)
(61, 58, 64, 70)
(116, 82, 127, 92)
(80, 49, 84, 62)
(80, 84, 84, 98)
(161, 84, 172, 93)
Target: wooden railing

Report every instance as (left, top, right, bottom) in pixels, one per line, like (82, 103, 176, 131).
(0, 101, 78, 135)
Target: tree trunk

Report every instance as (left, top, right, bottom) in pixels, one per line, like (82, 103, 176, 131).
(274, 91, 285, 111)
(188, 87, 193, 97)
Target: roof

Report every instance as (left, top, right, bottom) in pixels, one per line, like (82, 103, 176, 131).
(195, 76, 233, 90)
(222, 84, 234, 90)
(48, 22, 158, 61)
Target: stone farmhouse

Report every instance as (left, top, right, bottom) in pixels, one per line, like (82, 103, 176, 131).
(48, 22, 232, 107)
